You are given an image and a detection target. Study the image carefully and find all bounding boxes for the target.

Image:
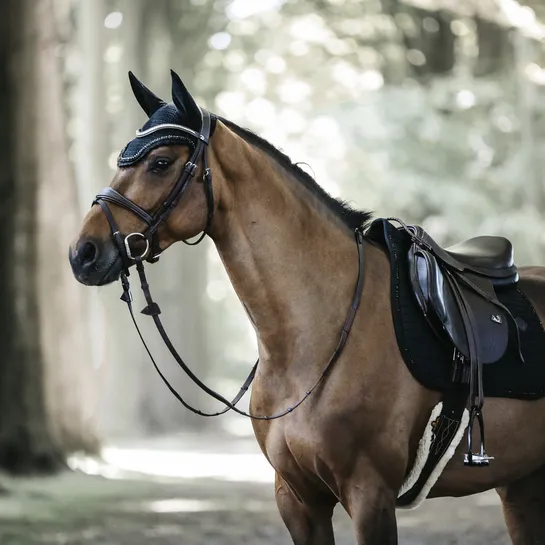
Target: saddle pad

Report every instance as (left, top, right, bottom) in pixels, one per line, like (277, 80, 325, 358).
(367, 219, 545, 400)
(397, 398, 469, 510)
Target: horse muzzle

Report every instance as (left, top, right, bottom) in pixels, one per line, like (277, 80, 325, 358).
(69, 236, 123, 286)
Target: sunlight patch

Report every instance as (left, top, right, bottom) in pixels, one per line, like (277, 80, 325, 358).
(104, 12, 122, 29)
(101, 447, 275, 483)
(226, 0, 286, 20)
(147, 499, 217, 513)
(140, 497, 271, 514)
(208, 32, 232, 51)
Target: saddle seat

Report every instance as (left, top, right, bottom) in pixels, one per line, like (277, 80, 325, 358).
(445, 236, 517, 285)
(413, 229, 519, 286)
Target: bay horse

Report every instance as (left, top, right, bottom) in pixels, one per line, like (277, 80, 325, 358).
(69, 71, 545, 544)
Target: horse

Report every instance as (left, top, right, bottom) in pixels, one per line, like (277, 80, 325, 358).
(69, 70, 545, 544)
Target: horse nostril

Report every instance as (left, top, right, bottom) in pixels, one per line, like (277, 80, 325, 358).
(80, 240, 98, 268)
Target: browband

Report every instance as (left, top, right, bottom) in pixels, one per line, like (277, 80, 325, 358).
(135, 123, 207, 142)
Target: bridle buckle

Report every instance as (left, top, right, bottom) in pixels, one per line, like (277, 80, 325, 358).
(124, 232, 150, 261)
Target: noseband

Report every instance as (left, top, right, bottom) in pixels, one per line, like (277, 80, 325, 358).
(91, 109, 366, 420)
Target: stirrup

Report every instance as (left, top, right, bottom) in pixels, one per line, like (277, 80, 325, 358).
(464, 406, 494, 467)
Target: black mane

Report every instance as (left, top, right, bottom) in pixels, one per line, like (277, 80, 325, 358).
(219, 118, 372, 231)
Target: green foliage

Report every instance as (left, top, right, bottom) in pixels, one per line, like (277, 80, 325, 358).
(97, 0, 545, 384)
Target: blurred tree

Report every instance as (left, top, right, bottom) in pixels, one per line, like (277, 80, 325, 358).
(71, 0, 144, 441)
(55, 0, 545, 440)
(67, 0, 218, 436)
(133, 0, 216, 431)
(0, 0, 99, 474)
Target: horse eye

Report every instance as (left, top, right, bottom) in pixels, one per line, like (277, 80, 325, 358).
(150, 158, 172, 173)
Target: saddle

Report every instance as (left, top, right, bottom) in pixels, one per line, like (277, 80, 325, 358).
(402, 222, 520, 466)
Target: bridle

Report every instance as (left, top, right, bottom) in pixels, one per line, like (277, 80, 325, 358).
(94, 109, 215, 266)
(92, 107, 366, 420)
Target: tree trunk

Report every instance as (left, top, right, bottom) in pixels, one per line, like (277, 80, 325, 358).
(75, 0, 144, 441)
(474, 17, 514, 77)
(0, 0, 99, 474)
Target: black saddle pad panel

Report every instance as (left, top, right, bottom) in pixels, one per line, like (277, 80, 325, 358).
(367, 219, 545, 400)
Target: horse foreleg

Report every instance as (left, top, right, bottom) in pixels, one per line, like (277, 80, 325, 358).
(275, 473, 336, 545)
(344, 474, 398, 545)
(497, 464, 545, 545)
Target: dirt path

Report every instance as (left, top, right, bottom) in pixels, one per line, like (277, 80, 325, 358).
(0, 472, 511, 544)
(0, 436, 512, 544)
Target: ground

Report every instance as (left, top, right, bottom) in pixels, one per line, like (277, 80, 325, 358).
(0, 432, 511, 545)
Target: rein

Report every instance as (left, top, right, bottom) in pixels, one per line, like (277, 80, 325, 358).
(92, 108, 366, 420)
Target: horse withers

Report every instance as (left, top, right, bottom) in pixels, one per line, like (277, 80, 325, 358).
(69, 70, 545, 544)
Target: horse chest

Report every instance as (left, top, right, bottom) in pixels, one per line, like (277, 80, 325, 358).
(254, 412, 346, 497)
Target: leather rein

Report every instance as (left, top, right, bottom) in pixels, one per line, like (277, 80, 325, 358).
(92, 108, 366, 420)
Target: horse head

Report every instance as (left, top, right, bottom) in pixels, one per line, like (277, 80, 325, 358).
(70, 70, 218, 286)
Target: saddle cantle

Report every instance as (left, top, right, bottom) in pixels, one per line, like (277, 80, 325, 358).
(446, 236, 517, 283)
(418, 229, 518, 285)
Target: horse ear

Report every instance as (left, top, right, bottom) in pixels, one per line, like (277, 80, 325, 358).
(128, 71, 166, 117)
(170, 69, 202, 128)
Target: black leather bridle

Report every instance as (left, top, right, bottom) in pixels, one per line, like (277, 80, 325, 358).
(94, 109, 215, 267)
(92, 107, 366, 419)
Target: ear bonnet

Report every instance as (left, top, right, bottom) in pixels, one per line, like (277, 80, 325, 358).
(118, 70, 213, 167)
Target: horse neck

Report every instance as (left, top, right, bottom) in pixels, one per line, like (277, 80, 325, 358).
(208, 124, 360, 371)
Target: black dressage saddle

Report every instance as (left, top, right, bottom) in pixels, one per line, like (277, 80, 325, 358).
(367, 218, 545, 477)
(408, 226, 517, 369)
(400, 221, 521, 465)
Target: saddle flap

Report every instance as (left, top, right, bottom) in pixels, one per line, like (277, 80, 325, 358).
(451, 274, 509, 364)
(409, 245, 469, 355)
(408, 245, 508, 364)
